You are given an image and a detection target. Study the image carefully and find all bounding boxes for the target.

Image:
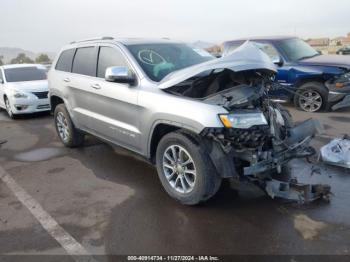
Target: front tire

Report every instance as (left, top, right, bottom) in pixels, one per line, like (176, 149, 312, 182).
(156, 131, 222, 205)
(294, 82, 328, 112)
(54, 104, 85, 147)
(4, 96, 16, 119)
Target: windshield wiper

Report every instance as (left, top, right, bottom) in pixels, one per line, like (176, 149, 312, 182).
(298, 53, 320, 61)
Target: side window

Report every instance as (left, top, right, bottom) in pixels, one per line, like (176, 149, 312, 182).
(72, 47, 97, 77)
(254, 42, 280, 61)
(55, 49, 76, 72)
(97, 47, 129, 78)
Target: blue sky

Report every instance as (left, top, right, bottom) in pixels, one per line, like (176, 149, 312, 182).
(1, 0, 350, 52)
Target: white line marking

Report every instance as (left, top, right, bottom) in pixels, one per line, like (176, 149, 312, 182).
(0, 165, 96, 262)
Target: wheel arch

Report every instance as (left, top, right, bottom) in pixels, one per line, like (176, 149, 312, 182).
(148, 123, 181, 163)
(148, 123, 237, 179)
(294, 76, 326, 89)
(50, 95, 64, 113)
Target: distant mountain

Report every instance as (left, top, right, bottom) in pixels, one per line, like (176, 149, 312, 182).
(0, 47, 56, 63)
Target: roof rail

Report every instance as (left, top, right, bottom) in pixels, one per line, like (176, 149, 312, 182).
(70, 36, 114, 44)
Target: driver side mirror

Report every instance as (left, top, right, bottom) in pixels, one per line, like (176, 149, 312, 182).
(272, 56, 283, 66)
(105, 66, 136, 85)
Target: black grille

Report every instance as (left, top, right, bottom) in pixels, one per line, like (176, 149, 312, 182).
(32, 91, 48, 99)
(226, 126, 270, 149)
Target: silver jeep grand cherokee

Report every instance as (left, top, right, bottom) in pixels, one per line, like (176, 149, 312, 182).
(49, 37, 330, 205)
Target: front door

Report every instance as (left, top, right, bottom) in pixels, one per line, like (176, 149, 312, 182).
(86, 45, 141, 152)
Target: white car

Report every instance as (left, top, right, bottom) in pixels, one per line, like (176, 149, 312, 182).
(0, 64, 50, 118)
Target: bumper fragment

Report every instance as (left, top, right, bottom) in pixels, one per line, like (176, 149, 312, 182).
(331, 94, 350, 111)
(265, 179, 331, 204)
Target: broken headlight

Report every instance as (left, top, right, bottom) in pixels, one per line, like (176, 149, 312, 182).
(334, 72, 350, 88)
(219, 112, 268, 129)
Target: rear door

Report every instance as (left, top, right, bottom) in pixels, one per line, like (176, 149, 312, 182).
(86, 44, 141, 152)
(68, 45, 99, 130)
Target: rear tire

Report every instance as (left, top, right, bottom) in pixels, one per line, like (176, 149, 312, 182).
(294, 82, 328, 112)
(156, 131, 222, 205)
(54, 104, 84, 147)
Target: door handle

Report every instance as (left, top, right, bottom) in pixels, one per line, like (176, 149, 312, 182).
(63, 78, 70, 83)
(91, 83, 101, 90)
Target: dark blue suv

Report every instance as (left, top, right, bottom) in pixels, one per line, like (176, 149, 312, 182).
(223, 36, 350, 112)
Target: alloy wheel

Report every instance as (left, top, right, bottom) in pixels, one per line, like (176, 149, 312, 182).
(162, 145, 197, 194)
(299, 90, 323, 112)
(56, 112, 70, 142)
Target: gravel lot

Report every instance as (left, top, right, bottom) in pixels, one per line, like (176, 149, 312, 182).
(0, 105, 350, 260)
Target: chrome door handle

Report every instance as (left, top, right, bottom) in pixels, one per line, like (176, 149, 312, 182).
(63, 78, 70, 83)
(91, 83, 101, 89)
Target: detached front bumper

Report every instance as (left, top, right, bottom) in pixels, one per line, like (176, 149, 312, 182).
(244, 119, 323, 176)
(331, 93, 350, 111)
(328, 85, 350, 111)
(241, 118, 331, 203)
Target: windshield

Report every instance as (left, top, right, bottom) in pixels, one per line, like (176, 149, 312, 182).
(4, 67, 47, 82)
(126, 43, 214, 82)
(277, 38, 319, 61)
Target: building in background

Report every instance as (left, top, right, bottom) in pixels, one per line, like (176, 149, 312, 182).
(307, 32, 350, 54)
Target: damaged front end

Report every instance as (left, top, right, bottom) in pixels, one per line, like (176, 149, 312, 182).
(162, 42, 331, 203)
(201, 98, 330, 204)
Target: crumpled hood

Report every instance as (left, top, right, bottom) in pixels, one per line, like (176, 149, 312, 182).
(158, 42, 277, 89)
(299, 54, 350, 69)
(5, 80, 48, 92)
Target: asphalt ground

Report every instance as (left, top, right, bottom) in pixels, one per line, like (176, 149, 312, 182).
(0, 105, 350, 261)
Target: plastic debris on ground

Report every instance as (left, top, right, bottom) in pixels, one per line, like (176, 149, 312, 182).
(320, 135, 350, 169)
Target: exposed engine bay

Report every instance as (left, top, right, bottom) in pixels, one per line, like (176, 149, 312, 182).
(166, 68, 331, 203)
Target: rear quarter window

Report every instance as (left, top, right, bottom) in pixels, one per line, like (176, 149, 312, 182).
(72, 47, 97, 77)
(55, 49, 76, 72)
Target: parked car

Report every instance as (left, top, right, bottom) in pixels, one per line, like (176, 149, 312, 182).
(336, 45, 350, 55)
(49, 37, 329, 205)
(0, 64, 50, 118)
(222, 36, 350, 112)
(42, 63, 52, 72)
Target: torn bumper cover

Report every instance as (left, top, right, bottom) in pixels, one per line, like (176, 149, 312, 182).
(328, 84, 350, 111)
(244, 118, 323, 175)
(331, 94, 350, 111)
(243, 119, 331, 203)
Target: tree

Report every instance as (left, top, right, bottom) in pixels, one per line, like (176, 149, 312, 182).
(10, 53, 34, 64)
(0, 55, 3, 66)
(35, 53, 51, 64)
